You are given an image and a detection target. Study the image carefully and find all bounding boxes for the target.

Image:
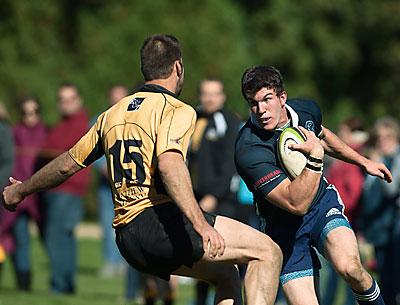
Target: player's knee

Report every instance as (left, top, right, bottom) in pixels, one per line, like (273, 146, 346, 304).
(336, 257, 364, 282)
(268, 241, 283, 267)
(255, 238, 283, 267)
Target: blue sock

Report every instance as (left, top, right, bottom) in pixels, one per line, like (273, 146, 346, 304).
(352, 280, 385, 305)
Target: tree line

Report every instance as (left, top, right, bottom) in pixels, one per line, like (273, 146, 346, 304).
(1, 0, 399, 128)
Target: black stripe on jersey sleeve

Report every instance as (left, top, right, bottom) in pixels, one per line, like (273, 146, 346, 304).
(82, 135, 104, 166)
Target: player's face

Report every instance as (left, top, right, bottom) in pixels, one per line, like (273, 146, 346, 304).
(199, 80, 226, 114)
(249, 87, 287, 131)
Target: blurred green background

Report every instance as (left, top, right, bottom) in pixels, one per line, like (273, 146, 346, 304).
(1, 1, 396, 303)
(1, 0, 399, 128)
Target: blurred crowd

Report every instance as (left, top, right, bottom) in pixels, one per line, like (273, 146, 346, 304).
(0, 80, 399, 305)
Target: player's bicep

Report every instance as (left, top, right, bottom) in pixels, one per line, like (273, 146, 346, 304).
(265, 178, 299, 213)
(237, 148, 303, 214)
(236, 150, 286, 197)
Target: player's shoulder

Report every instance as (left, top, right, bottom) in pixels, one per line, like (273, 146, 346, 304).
(165, 95, 195, 114)
(235, 120, 276, 164)
(236, 120, 255, 148)
(286, 98, 321, 117)
(287, 98, 320, 113)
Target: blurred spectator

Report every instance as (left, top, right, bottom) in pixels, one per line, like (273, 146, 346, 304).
(326, 117, 368, 227)
(1, 97, 47, 291)
(0, 102, 14, 283)
(321, 117, 368, 305)
(39, 83, 90, 294)
(360, 116, 400, 305)
(92, 85, 128, 278)
(188, 79, 241, 305)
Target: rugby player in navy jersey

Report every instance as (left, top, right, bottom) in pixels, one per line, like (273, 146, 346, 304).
(235, 66, 392, 305)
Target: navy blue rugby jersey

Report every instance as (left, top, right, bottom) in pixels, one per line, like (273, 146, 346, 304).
(234, 98, 329, 222)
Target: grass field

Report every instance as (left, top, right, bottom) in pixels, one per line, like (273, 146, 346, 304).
(0, 225, 354, 305)
(0, 233, 195, 305)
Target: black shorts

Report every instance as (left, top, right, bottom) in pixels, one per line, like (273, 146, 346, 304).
(115, 202, 216, 280)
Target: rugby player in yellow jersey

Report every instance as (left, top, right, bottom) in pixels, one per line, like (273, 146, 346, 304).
(2, 34, 282, 305)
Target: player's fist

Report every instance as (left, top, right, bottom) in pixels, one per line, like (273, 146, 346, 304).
(362, 159, 393, 183)
(289, 126, 324, 159)
(2, 177, 24, 212)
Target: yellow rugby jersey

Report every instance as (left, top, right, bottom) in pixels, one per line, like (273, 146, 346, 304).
(69, 84, 196, 227)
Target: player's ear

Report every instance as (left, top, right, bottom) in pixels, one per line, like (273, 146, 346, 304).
(175, 60, 183, 78)
(279, 91, 287, 107)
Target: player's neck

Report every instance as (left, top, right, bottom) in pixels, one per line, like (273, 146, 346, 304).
(277, 108, 290, 129)
(146, 78, 177, 95)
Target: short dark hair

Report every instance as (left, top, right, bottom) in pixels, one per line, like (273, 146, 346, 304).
(17, 96, 41, 115)
(58, 82, 81, 96)
(140, 34, 182, 81)
(198, 78, 224, 94)
(241, 66, 285, 101)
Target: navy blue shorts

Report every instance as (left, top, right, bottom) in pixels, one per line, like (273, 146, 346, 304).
(260, 185, 352, 285)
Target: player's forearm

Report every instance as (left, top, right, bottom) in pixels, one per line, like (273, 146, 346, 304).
(322, 126, 367, 167)
(269, 156, 323, 215)
(285, 145, 324, 214)
(158, 153, 209, 230)
(17, 152, 81, 198)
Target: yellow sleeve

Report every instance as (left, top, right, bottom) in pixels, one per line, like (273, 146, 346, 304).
(156, 105, 196, 161)
(69, 114, 105, 167)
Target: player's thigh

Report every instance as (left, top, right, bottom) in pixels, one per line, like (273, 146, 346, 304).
(209, 215, 281, 264)
(323, 226, 361, 271)
(282, 276, 320, 305)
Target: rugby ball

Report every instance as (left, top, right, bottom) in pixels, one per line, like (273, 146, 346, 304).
(277, 127, 307, 180)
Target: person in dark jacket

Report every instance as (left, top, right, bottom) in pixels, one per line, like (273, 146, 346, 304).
(188, 78, 241, 305)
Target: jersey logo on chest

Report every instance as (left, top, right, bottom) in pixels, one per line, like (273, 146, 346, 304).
(305, 120, 315, 132)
